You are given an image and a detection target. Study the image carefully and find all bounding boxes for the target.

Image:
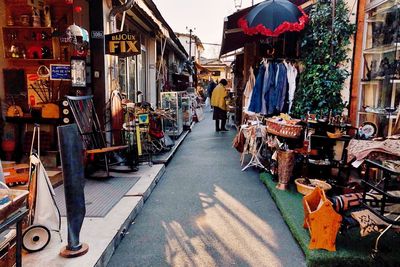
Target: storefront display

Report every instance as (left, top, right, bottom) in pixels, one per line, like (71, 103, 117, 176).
(1, 0, 90, 162)
(359, 0, 400, 136)
(160, 91, 184, 136)
(182, 96, 193, 127)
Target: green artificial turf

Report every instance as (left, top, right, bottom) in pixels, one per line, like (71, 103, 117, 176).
(260, 172, 400, 267)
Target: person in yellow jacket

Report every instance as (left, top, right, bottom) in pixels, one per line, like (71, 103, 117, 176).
(211, 79, 229, 132)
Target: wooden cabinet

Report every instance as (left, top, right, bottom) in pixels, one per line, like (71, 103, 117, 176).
(358, 0, 400, 136)
(2, 26, 54, 60)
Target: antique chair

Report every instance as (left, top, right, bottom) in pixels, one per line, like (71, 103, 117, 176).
(66, 95, 129, 178)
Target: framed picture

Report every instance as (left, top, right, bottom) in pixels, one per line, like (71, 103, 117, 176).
(71, 57, 86, 88)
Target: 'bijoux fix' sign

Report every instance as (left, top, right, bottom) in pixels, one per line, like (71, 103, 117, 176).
(105, 31, 141, 57)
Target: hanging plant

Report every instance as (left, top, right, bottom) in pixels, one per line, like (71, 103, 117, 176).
(292, 0, 355, 118)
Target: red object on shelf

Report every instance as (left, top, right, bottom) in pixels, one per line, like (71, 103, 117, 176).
(74, 6, 82, 13)
(30, 95, 36, 107)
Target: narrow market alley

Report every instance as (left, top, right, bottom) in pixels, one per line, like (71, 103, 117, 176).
(107, 113, 306, 267)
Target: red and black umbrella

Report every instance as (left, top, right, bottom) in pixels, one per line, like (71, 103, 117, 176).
(238, 0, 308, 37)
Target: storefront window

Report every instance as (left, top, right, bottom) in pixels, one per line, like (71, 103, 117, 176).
(119, 57, 138, 102)
(128, 57, 137, 101)
(137, 46, 148, 102)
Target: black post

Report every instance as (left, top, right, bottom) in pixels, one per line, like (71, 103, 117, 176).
(58, 124, 89, 257)
(189, 28, 192, 60)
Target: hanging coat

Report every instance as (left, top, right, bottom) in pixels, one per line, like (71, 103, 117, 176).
(267, 63, 287, 115)
(248, 64, 266, 113)
(284, 62, 298, 113)
(243, 67, 256, 111)
(264, 63, 277, 115)
(260, 61, 270, 115)
(275, 63, 288, 113)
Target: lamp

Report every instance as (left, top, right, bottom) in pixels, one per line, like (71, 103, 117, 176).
(234, 0, 242, 10)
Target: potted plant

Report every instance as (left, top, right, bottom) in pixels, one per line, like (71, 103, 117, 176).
(292, 0, 356, 118)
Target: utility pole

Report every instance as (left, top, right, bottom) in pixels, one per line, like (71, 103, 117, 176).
(189, 28, 192, 60)
(186, 27, 195, 61)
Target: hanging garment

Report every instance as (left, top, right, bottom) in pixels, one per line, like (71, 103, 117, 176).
(284, 61, 298, 113)
(263, 62, 277, 115)
(275, 63, 288, 113)
(243, 67, 256, 111)
(260, 61, 270, 115)
(248, 64, 266, 113)
(266, 62, 288, 115)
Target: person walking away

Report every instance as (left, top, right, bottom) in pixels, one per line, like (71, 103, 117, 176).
(211, 79, 229, 132)
(206, 79, 217, 111)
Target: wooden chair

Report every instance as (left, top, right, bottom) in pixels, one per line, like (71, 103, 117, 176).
(66, 95, 129, 177)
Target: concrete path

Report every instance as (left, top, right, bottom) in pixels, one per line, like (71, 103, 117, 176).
(107, 113, 306, 267)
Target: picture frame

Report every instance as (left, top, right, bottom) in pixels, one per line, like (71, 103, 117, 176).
(71, 57, 86, 88)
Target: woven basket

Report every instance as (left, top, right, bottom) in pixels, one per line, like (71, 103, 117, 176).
(0, 182, 29, 223)
(266, 119, 303, 139)
(294, 178, 332, 196)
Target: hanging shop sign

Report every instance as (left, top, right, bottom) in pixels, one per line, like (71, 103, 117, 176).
(50, 64, 71, 80)
(105, 31, 141, 57)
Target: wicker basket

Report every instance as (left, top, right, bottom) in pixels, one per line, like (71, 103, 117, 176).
(0, 182, 29, 223)
(266, 119, 303, 139)
(294, 178, 332, 195)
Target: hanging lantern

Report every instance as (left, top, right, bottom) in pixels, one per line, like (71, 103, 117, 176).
(65, 0, 73, 5)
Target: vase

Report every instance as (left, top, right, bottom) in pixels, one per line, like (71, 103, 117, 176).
(276, 149, 295, 190)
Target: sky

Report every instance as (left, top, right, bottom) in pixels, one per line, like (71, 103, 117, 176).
(153, 0, 264, 59)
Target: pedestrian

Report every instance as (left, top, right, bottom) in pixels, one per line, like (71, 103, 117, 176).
(211, 79, 229, 132)
(206, 79, 217, 111)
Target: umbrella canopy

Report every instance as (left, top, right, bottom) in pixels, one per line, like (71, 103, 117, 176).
(238, 0, 308, 37)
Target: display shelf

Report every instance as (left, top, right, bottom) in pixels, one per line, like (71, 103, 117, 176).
(358, 0, 400, 137)
(360, 80, 381, 85)
(2, 26, 54, 60)
(363, 43, 400, 54)
(366, 18, 386, 23)
(2, 26, 53, 30)
(358, 111, 398, 119)
(160, 92, 184, 137)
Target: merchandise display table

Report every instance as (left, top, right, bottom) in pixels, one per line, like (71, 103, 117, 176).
(347, 139, 400, 164)
(0, 208, 28, 267)
(240, 123, 268, 171)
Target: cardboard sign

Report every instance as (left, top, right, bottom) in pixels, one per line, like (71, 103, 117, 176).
(105, 31, 141, 57)
(27, 74, 49, 107)
(50, 64, 71, 80)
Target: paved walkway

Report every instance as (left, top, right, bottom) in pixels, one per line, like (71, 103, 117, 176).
(107, 113, 306, 267)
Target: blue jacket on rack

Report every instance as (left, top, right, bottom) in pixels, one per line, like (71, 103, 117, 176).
(248, 64, 266, 113)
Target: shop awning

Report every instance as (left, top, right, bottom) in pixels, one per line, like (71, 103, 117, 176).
(220, 0, 313, 57)
(195, 62, 210, 73)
